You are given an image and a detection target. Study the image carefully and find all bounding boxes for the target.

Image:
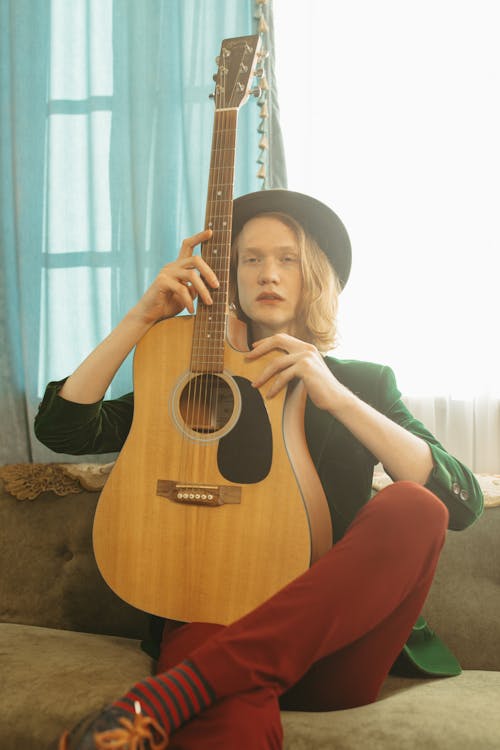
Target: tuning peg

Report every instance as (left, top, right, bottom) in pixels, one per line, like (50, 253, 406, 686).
(250, 87, 261, 98)
(254, 68, 264, 78)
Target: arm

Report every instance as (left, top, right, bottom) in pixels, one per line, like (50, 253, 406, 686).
(59, 228, 216, 404)
(247, 334, 483, 528)
(35, 229, 219, 453)
(324, 384, 433, 484)
(248, 334, 432, 484)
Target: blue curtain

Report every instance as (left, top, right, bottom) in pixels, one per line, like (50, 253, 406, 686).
(0, 0, 285, 463)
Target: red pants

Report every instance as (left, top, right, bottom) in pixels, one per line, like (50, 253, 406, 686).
(156, 482, 449, 749)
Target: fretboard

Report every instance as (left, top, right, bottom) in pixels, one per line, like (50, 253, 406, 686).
(191, 109, 238, 372)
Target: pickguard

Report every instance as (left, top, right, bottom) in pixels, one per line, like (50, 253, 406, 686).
(217, 376, 272, 483)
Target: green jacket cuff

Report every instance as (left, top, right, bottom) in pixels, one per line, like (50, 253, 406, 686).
(425, 443, 484, 530)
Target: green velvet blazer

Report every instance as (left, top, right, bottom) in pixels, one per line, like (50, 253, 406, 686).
(35, 356, 483, 676)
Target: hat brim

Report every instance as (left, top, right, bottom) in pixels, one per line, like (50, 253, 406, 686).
(232, 190, 351, 288)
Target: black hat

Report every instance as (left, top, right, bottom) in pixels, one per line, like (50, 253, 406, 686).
(232, 189, 351, 288)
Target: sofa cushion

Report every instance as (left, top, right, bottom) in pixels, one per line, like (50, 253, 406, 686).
(282, 671, 500, 749)
(1, 622, 152, 750)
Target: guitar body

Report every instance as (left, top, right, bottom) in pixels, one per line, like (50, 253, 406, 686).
(93, 315, 330, 624)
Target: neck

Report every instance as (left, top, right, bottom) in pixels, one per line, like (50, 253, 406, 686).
(191, 109, 238, 373)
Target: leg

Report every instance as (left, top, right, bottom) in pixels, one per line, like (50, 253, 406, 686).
(280, 575, 433, 711)
(157, 623, 282, 749)
(167, 690, 282, 750)
(61, 482, 448, 748)
(189, 482, 448, 702)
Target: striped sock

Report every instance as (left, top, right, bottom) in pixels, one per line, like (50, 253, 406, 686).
(114, 659, 216, 736)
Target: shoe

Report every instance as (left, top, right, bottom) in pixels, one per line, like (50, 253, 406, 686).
(58, 701, 168, 749)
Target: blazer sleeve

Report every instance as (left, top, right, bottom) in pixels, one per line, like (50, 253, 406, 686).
(376, 366, 483, 530)
(34, 378, 134, 455)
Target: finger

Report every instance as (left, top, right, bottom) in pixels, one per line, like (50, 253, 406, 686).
(169, 280, 197, 314)
(185, 284, 201, 314)
(251, 353, 296, 389)
(176, 267, 217, 306)
(263, 364, 299, 399)
(178, 228, 213, 259)
(190, 255, 220, 289)
(247, 334, 311, 360)
(176, 254, 219, 291)
(185, 273, 214, 306)
(155, 263, 214, 310)
(246, 337, 287, 360)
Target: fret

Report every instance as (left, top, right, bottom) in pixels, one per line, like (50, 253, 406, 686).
(196, 314, 227, 320)
(208, 170, 235, 182)
(194, 327, 226, 335)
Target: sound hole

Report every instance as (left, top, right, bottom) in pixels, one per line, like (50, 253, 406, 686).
(179, 374, 235, 434)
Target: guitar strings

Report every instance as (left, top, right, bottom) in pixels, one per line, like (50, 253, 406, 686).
(180, 60, 229, 487)
(179, 51, 243, 494)
(207, 98, 226, 466)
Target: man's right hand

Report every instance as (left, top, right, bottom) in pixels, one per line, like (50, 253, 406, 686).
(131, 229, 219, 324)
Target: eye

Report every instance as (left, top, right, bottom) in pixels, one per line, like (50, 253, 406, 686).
(282, 254, 299, 264)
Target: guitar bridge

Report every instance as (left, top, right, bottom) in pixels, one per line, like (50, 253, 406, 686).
(156, 480, 241, 506)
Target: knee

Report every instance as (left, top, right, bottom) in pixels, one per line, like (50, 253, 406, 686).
(374, 480, 449, 545)
(393, 480, 448, 527)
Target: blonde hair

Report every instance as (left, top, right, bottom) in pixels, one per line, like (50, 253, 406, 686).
(230, 212, 341, 352)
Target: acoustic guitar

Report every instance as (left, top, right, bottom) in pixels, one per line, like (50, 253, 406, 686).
(93, 34, 332, 625)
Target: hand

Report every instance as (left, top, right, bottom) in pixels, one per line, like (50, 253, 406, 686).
(131, 229, 219, 324)
(246, 333, 349, 413)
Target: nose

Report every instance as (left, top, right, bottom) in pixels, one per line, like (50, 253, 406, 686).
(258, 257, 280, 284)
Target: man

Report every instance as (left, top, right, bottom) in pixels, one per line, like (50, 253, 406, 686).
(35, 190, 482, 749)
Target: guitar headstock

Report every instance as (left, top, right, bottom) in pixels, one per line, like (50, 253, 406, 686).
(212, 35, 263, 111)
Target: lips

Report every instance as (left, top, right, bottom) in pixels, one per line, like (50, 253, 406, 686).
(256, 292, 284, 301)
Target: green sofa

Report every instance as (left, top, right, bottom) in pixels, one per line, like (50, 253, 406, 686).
(1, 464, 499, 749)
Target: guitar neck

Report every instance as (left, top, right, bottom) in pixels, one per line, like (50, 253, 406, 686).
(192, 109, 238, 373)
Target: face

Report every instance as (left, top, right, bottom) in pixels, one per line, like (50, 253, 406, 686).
(236, 215, 304, 341)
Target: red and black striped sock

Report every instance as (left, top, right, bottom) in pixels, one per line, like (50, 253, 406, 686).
(114, 659, 216, 735)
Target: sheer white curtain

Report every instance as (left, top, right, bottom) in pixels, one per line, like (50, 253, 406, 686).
(274, 0, 500, 472)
